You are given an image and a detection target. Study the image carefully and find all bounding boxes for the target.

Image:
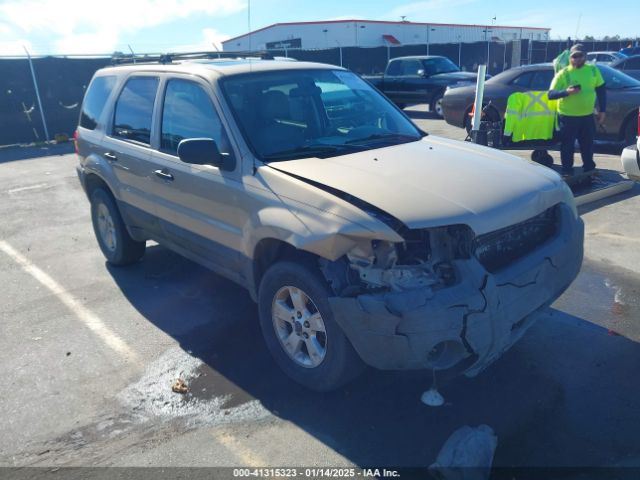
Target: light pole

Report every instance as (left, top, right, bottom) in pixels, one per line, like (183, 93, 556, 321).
(544, 31, 549, 62)
(483, 27, 493, 67)
(426, 25, 435, 55)
(354, 22, 365, 47)
(484, 17, 496, 69)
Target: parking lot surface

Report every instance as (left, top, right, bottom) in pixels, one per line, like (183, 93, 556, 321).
(1, 111, 640, 473)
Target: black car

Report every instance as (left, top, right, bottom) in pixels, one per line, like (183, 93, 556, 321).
(620, 46, 640, 56)
(610, 55, 640, 81)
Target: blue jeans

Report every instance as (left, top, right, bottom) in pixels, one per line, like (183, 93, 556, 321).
(558, 114, 596, 174)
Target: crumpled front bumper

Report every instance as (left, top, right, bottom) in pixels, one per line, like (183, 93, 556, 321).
(328, 204, 584, 376)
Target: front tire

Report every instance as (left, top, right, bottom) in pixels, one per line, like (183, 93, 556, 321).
(623, 116, 638, 146)
(258, 261, 365, 391)
(90, 188, 145, 266)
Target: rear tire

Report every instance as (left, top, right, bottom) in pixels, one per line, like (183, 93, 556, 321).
(258, 261, 365, 391)
(431, 92, 444, 118)
(90, 189, 145, 266)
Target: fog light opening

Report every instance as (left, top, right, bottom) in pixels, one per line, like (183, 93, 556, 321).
(426, 341, 468, 370)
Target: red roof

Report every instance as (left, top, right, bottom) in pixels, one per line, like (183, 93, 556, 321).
(222, 19, 550, 44)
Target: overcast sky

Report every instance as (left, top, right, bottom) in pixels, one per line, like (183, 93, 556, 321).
(0, 0, 637, 55)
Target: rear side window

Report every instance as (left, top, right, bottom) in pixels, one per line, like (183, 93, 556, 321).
(113, 77, 159, 145)
(510, 72, 534, 88)
(160, 79, 231, 157)
(529, 70, 554, 90)
(80, 75, 116, 130)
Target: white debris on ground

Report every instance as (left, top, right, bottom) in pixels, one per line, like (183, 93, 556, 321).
(421, 387, 445, 407)
(429, 424, 498, 480)
(117, 347, 270, 427)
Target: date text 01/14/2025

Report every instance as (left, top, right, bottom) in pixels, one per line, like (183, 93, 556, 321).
(232, 468, 400, 478)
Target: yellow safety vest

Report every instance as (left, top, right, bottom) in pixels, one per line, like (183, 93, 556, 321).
(503, 91, 558, 142)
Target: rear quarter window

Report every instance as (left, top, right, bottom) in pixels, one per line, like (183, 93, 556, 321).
(80, 75, 116, 130)
(387, 61, 402, 76)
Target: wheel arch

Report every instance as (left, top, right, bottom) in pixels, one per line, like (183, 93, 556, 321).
(250, 238, 320, 301)
(84, 172, 113, 201)
(619, 109, 639, 143)
(463, 103, 501, 130)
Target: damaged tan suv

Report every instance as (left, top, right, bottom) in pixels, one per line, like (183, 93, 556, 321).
(76, 56, 584, 391)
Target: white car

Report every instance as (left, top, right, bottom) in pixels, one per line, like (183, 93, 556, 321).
(586, 51, 627, 64)
(621, 109, 640, 180)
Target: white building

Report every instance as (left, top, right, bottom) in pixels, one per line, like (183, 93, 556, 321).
(222, 19, 551, 52)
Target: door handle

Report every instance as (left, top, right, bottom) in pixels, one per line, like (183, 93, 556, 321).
(154, 169, 174, 181)
(103, 152, 117, 161)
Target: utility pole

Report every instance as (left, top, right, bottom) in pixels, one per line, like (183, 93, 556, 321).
(23, 46, 49, 142)
(426, 25, 435, 55)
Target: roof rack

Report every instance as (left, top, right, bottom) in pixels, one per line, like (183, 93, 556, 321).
(110, 50, 275, 66)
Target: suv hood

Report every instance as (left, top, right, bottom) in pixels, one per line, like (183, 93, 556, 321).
(268, 136, 565, 235)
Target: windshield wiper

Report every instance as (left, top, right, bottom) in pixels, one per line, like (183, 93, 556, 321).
(261, 143, 364, 161)
(345, 133, 421, 145)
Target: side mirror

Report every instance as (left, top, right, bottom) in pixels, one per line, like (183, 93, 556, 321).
(417, 68, 427, 77)
(177, 138, 233, 169)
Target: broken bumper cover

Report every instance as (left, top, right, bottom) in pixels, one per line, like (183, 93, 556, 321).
(329, 204, 584, 375)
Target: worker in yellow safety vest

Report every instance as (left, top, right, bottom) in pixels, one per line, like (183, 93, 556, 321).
(503, 91, 558, 142)
(549, 43, 606, 177)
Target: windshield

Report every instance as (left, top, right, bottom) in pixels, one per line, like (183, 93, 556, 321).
(220, 69, 423, 161)
(423, 57, 460, 75)
(597, 64, 640, 89)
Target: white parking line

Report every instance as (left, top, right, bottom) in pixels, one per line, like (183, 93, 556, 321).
(587, 231, 640, 243)
(7, 183, 49, 194)
(0, 240, 140, 364)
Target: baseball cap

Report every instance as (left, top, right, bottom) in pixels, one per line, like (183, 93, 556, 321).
(570, 44, 586, 57)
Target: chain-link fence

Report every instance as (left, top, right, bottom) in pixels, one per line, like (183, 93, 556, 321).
(1, 38, 637, 146)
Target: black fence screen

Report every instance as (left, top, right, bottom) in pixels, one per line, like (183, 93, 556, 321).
(0, 57, 109, 146)
(1, 38, 636, 146)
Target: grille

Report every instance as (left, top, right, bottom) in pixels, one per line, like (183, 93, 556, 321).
(474, 206, 558, 273)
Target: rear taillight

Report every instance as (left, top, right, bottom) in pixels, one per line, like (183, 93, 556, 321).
(73, 130, 79, 155)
